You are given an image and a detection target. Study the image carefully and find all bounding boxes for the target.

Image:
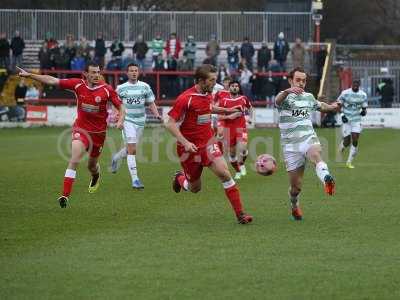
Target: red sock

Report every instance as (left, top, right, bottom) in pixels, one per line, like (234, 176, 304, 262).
(224, 184, 243, 217)
(231, 161, 240, 172)
(62, 169, 76, 197)
(63, 177, 75, 197)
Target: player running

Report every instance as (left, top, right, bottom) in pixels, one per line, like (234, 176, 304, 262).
(337, 79, 368, 169)
(217, 80, 253, 180)
(275, 68, 339, 221)
(165, 64, 253, 224)
(212, 77, 231, 152)
(110, 63, 162, 189)
(17, 64, 125, 208)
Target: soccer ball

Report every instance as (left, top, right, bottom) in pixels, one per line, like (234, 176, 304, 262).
(255, 154, 277, 176)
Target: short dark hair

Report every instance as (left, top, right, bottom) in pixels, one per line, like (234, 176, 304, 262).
(222, 76, 232, 82)
(288, 67, 307, 79)
(352, 79, 360, 84)
(194, 64, 217, 83)
(229, 79, 243, 94)
(127, 63, 140, 70)
(85, 62, 100, 72)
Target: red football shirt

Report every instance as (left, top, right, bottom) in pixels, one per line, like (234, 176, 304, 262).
(59, 78, 121, 132)
(168, 86, 214, 148)
(218, 94, 251, 128)
(213, 89, 230, 105)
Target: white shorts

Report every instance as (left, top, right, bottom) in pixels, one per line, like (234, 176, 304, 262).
(342, 121, 362, 137)
(122, 121, 144, 144)
(282, 135, 320, 172)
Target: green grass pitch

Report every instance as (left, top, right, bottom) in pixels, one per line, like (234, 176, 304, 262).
(0, 127, 399, 299)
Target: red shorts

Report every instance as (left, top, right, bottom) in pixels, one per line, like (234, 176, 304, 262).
(71, 128, 106, 158)
(224, 127, 248, 147)
(177, 142, 223, 183)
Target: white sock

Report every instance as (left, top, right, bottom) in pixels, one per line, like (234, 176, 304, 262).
(113, 147, 127, 161)
(347, 145, 358, 163)
(127, 155, 138, 181)
(316, 161, 330, 183)
(182, 180, 189, 191)
(65, 169, 76, 179)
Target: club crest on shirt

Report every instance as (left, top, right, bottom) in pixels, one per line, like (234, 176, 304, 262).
(95, 96, 102, 103)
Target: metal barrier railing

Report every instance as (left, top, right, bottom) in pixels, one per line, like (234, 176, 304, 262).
(0, 9, 313, 43)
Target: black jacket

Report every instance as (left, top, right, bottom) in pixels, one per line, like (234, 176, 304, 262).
(95, 38, 107, 57)
(132, 42, 149, 60)
(257, 46, 271, 67)
(11, 36, 25, 56)
(0, 38, 10, 57)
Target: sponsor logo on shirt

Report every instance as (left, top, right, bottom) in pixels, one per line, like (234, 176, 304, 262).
(197, 114, 211, 125)
(82, 103, 100, 113)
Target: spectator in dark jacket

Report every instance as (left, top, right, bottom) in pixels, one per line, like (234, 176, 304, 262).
(95, 32, 107, 68)
(54, 47, 71, 70)
(10, 30, 25, 71)
(132, 34, 149, 70)
(273, 32, 290, 71)
(38, 43, 53, 70)
(226, 40, 239, 73)
(379, 79, 395, 108)
(257, 42, 271, 72)
(110, 38, 125, 57)
(240, 37, 255, 71)
(0, 32, 10, 69)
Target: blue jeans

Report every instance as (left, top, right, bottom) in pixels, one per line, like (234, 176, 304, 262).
(11, 55, 23, 71)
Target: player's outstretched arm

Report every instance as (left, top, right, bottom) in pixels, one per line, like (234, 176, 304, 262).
(148, 102, 163, 121)
(320, 101, 340, 113)
(17, 67, 60, 86)
(165, 117, 198, 152)
(276, 87, 304, 106)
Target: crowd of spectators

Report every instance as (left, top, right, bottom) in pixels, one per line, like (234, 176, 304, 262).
(0, 30, 314, 103)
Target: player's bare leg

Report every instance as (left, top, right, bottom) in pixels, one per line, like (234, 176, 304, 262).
(208, 156, 252, 224)
(229, 145, 241, 180)
(216, 126, 225, 153)
(125, 143, 144, 189)
(346, 132, 359, 169)
(58, 139, 86, 207)
(307, 145, 335, 195)
(87, 156, 101, 193)
(288, 166, 305, 220)
(237, 141, 248, 176)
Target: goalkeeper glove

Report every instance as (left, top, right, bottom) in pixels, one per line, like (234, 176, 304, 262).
(341, 115, 348, 123)
(360, 110, 367, 116)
